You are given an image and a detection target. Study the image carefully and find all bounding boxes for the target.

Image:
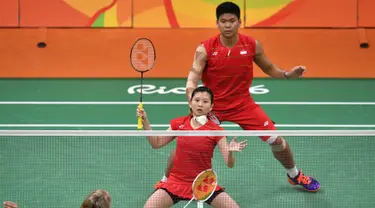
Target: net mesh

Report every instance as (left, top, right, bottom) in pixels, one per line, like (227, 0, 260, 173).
(1, 130, 375, 208)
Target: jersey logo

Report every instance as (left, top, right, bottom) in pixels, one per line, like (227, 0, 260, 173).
(264, 121, 269, 126)
(240, 50, 248, 55)
(212, 51, 218, 56)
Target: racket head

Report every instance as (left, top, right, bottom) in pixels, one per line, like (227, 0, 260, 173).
(130, 38, 156, 73)
(191, 169, 218, 202)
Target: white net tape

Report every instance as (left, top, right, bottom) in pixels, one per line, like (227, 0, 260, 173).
(0, 130, 374, 136)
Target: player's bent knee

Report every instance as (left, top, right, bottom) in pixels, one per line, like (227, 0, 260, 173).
(263, 135, 278, 144)
(270, 137, 286, 152)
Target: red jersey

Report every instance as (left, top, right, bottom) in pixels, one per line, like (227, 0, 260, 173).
(201, 33, 256, 111)
(157, 115, 225, 199)
(168, 115, 224, 183)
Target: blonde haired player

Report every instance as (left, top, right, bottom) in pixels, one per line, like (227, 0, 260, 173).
(3, 189, 111, 208)
(80, 189, 111, 208)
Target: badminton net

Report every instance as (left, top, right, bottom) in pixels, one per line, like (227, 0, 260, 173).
(0, 130, 374, 208)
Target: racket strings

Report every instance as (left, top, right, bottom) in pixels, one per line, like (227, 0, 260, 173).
(192, 171, 217, 201)
(130, 40, 155, 72)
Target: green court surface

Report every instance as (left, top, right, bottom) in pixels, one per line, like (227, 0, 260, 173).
(0, 78, 375, 207)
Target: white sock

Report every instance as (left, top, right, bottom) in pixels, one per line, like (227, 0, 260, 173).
(161, 175, 168, 182)
(287, 166, 299, 178)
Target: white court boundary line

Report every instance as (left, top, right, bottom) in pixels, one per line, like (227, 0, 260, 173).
(0, 101, 375, 105)
(0, 124, 374, 128)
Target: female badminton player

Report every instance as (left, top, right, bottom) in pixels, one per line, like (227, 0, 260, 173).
(3, 201, 18, 208)
(80, 189, 111, 208)
(3, 189, 111, 208)
(137, 86, 247, 208)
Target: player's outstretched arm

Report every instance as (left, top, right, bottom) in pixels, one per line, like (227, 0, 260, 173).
(217, 137, 248, 168)
(254, 40, 306, 79)
(136, 107, 175, 149)
(186, 44, 207, 103)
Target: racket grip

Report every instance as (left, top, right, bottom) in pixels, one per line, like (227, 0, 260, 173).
(137, 102, 143, 130)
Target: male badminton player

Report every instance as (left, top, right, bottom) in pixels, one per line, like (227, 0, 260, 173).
(157, 1, 320, 192)
(138, 86, 247, 208)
